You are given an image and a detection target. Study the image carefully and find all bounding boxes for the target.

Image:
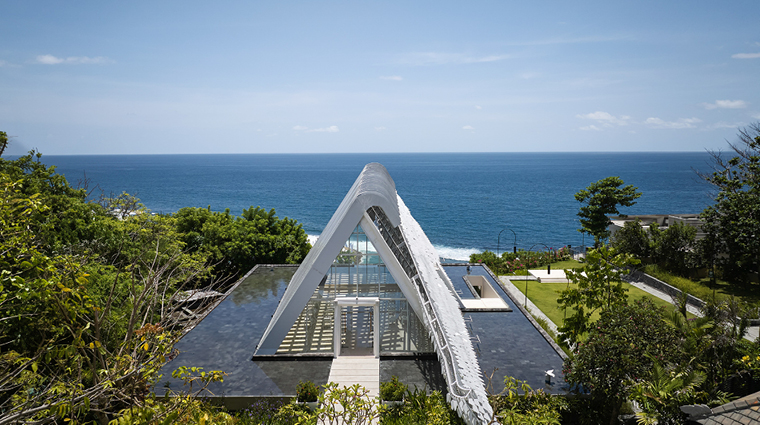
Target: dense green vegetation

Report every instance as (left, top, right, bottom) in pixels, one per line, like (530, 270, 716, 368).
(699, 123, 760, 284)
(469, 246, 572, 275)
(0, 150, 310, 424)
(558, 248, 760, 424)
(174, 205, 310, 282)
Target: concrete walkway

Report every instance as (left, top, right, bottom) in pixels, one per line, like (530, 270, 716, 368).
(625, 279, 704, 317)
(327, 355, 380, 397)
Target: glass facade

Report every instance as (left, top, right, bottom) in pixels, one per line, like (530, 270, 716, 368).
(277, 223, 433, 354)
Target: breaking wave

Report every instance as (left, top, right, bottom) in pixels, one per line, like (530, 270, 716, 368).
(307, 234, 479, 262)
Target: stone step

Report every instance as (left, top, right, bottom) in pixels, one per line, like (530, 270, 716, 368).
(327, 355, 380, 397)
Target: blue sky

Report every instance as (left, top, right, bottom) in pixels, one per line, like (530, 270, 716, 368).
(1, 1, 759, 154)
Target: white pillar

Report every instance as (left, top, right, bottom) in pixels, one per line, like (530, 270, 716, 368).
(373, 301, 380, 358)
(333, 301, 341, 358)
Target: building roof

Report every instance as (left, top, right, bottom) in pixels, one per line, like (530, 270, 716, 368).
(688, 391, 760, 425)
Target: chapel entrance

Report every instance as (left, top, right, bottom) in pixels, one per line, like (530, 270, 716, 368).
(333, 297, 379, 357)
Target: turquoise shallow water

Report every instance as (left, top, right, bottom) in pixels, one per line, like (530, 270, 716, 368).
(39, 152, 713, 260)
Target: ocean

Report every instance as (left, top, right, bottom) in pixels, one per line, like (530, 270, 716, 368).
(35, 152, 715, 261)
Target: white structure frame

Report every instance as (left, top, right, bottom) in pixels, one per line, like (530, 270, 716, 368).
(333, 296, 380, 358)
(254, 163, 493, 425)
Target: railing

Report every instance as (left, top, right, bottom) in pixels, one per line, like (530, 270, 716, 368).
(368, 207, 475, 403)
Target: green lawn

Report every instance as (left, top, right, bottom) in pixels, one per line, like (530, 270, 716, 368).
(505, 259, 586, 277)
(512, 280, 693, 327)
(643, 264, 760, 308)
(548, 260, 586, 270)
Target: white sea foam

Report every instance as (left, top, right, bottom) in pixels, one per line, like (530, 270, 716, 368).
(433, 245, 480, 262)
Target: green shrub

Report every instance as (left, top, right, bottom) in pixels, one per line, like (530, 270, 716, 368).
(643, 264, 723, 303)
(380, 376, 407, 401)
(296, 380, 319, 402)
(489, 376, 566, 425)
(236, 399, 288, 424)
(470, 247, 572, 275)
(380, 388, 465, 425)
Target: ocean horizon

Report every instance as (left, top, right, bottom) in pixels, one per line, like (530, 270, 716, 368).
(28, 151, 715, 261)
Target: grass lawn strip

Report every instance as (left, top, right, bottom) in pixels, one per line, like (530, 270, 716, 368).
(512, 280, 694, 328)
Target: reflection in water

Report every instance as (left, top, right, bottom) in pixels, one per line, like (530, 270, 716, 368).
(229, 267, 296, 306)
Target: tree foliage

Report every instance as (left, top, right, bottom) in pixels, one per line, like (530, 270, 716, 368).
(0, 131, 7, 157)
(0, 155, 221, 424)
(0, 150, 310, 424)
(557, 245, 639, 348)
(649, 222, 697, 276)
(699, 122, 760, 282)
(629, 359, 705, 425)
(563, 298, 684, 425)
(610, 218, 650, 259)
(174, 205, 310, 281)
(612, 220, 697, 276)
(575, 176, 641, 247)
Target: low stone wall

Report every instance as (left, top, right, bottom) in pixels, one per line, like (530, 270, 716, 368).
(623, 268, 706, 310)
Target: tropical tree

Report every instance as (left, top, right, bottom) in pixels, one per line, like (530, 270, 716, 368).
(649, 221, 697, 276)
(557, 245, 639, 348)
(611, 218, 650, 260)
(629, 360, 705, 425)
(563, 298, 684, 425)
(575, 176, 641, 247)
(0, 131, 7, 157)
(699, 122, 760, 283)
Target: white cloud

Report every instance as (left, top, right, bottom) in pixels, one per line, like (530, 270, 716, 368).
(752, 113, 760, 120)
(380, 76, 403, 81)
(374, 126, 386, 131)
(462, 125, 474, 130)
(293, 125, 308, 131)
(579, 125, 602, 131)
(0, 60, 7, 67)
(731, 52, 760, 59)
(701, 99, 748, 110)
(644, 117, 701, 129)
(308, 126, 339, 133)
(475, 106, 482, 110)
(398, 52, 510, 66)
(36, 55, 63, 64)
(35, 54, 112, 65)
(706, 121, 745, 130)
(576, 111, 630, 127)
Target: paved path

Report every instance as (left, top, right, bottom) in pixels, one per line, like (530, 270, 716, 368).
(625, 279, 704, 317)
(327, 355, 380, 397)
